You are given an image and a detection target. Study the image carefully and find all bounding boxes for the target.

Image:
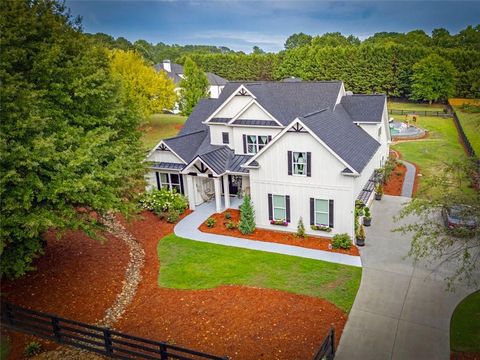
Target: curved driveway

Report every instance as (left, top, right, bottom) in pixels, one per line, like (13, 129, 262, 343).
(336, 195, 479, 360)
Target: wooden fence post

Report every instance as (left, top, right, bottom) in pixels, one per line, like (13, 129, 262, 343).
(51, 317, 62, 343)
(103, 328, 113, 357)
(159, 343, 168, 360)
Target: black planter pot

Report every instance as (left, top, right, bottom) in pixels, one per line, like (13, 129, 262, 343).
(363, 217, 372, 226)
(356, 237, 365, 246)
(375, 193, 382, 201)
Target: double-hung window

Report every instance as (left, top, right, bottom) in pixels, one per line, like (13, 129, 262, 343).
(156, 172, 183, 194)
(314, 199, 329, 226)
(273, 195, 286, 221)
(292, 152, 307, 176)
(246, 135, 268, 154)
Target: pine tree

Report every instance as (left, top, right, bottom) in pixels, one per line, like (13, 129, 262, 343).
(179, 57, 209, 116)
(238, 195, 256, 235)
(296, 217, 306, 238)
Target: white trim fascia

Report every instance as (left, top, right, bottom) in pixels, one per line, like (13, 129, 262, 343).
(333, 81, 346, 110)
(228, 99, 283, 127)
(144, 140, 187, 165)
(354, 121, 381, 125)
(180, 156, 222, 177)
(244, 118, 358, 175)
(225, 170, 250, 176)
(204, 85, 256, 123)
(342, 172, 361, 177)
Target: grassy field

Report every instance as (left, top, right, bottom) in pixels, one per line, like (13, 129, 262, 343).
(388, 101, 446, 112)
(453, 106, 480, 155)
(141, 113, 187, 149)
(157, 234, 362, 312)
(451, 290, 480, 353)
(389, 102, 472, 197)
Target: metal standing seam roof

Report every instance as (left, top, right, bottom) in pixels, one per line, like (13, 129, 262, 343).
(231, 119, 280, 127)
(151, 162, 185, 171)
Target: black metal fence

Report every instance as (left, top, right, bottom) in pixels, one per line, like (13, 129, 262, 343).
(312, 327, 335, 360)
(388, 109, 452, 117)
(1, 302, 228, 360)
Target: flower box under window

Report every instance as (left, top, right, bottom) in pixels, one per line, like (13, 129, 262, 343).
(311, 225, 332, 232)
(270, 219, 288, 226)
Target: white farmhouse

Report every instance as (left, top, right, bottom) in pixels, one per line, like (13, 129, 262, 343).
(145, 80, 391, 238)
(154, 60, 227, 112)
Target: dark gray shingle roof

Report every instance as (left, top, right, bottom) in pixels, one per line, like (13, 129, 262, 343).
(163, 130, 207, 162)
(154, 62, 228, 86)
(300, 106, 380, 173)
(340, 94, 386, 123)
(178, 99, 219, 135)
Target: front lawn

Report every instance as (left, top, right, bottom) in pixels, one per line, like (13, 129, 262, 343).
(451, 290, 480, 354)
(453, 106, 480, 155)
(157, 234, 362, 312)
(391, 114, 471, 197)
(141, 113, 187, 149)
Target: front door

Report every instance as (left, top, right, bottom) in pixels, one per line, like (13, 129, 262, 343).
(228, 175, 241, 195)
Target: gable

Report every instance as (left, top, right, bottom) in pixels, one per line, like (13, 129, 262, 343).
(146, 142, 184, 163)
(235, 102, 275, 121)
(212, 95, 252, 119)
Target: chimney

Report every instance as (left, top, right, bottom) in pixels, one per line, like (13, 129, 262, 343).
(163, 59, 171, 73)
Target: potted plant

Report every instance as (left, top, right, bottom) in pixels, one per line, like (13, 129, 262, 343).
(375, 183, 383, 200)
(363, 207, 372, 226)
(356, 224, 366, 246)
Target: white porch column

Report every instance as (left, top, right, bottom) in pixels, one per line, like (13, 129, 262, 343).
(214, 177, 222, 213)
(186, 175, 196, 211)
(223, 175, 230, 209)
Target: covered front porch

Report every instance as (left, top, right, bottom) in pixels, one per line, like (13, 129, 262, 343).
(182, 156, 249, 213)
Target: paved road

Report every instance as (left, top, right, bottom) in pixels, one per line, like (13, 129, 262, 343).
(336, 195, 479, 360)
(174, 197, 362, 267)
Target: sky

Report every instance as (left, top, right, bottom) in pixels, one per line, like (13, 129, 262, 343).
(66, 1, 480, 52)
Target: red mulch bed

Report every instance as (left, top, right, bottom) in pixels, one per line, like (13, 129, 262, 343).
(114, 210, 348, 360)
(384, 163, 407, 196)
(1, 230, 130, 360)
(198, 209, 359, 257)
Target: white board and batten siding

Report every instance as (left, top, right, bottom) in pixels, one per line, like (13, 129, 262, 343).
(249, 131, 356, 238)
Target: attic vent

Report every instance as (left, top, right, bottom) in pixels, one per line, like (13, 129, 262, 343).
(345, 91, 353, 96)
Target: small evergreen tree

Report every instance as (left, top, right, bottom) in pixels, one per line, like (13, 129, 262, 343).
(179, 57, 209, 116)
(296, 217, 306, 238)
(238, 195, 256, 235)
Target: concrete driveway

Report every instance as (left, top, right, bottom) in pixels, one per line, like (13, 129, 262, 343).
(336, 195, 479, 360)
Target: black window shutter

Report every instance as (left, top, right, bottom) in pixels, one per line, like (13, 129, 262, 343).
(268, 193, 273, 220)
(286, 195, 291, 223)
(222, 132, 229, 144)
(267, 135, 272, 143)
(329, 200, 334, 228)
(307, 152, 311, 177)
(243, 135, 247, 154)
(155, 172, 160, 190)
(310, 198, 315, 225)
(179, 174, 184, 195)
(288, 151, 292, 175)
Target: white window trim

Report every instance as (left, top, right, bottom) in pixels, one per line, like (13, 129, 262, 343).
(246, 135, 269, 154)
(292, 151, 307, 177)
(314, 199, 330, 227)
(158, 172, 182, 193)
(273, 195, 286, 221)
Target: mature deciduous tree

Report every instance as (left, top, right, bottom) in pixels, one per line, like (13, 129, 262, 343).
(109, 49, 176, 120)
(395, 159, 480, 289)
(178, 57, 209, 116)
(410, 54, 456, 104)
(0, 0, 145, 278)
(284, 32, 313, 49)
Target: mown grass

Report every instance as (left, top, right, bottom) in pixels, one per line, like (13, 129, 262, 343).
(141, 113, 187, 149)
(453, 106, 480, 155)
(390, 104, 472, 197)
(388, 101, 446, 112)
(157, 234, 362, 312)
(451, 290, 480, 353)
